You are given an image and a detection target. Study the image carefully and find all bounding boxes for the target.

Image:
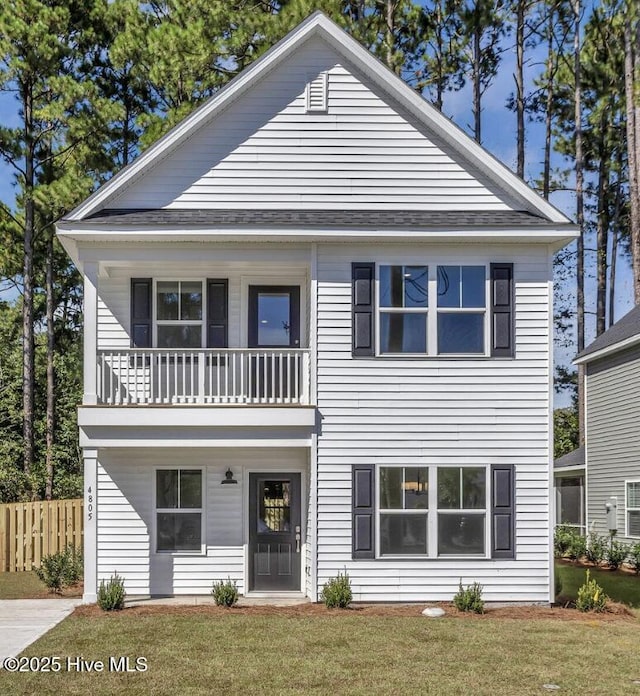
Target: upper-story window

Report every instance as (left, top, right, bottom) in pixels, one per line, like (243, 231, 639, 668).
(378, 265, 486, 356)
(156, 281, 204, 348)
(379, 266, 428, 353)
(437, 266, 486, 354)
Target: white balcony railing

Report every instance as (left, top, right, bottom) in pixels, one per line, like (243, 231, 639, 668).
(96, 349, 311, 406)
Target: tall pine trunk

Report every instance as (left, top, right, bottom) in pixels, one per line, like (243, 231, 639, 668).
(21, 78, 35, 480)
(45, 230, 55, 500)
(573, 0, 585, 443)
(542, 6, 555, 199)
(473, 23, 482, 143)
(624, 9, 640, 303)
(515, 0, 525, 177)
(595, 115, 609, 337)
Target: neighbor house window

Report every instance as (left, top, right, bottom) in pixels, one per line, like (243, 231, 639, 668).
(626, 481, 640, 537)
(156, 280, 204, 348)
(379, 467, 429, 555)
(437, 266, 486, 354)
(156, 469, 203, 552)
(377, 465, 488, 557)
(378, 266, 428, 354)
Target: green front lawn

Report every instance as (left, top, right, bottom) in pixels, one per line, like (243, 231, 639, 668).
(556, 560, 640, 607)
(0, 572, 81, 599)
(0, 571, 48, 599)
(1, 608, 638, 695)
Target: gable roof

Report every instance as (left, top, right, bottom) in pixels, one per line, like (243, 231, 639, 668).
(554, 446, 585, 470)
(63, 11, 572, 225)
(575, 304, 640, 364)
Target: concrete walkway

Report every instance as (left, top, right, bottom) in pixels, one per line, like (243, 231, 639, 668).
(0, 599, 81, 661)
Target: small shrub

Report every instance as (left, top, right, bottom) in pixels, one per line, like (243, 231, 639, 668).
(212, 578, 239, 607)
(61, 544, 83, 586)
(554, 525, 574, 557)
(97, 573, 126, 611)
(453, 580, 484, 614)
(628, 543, 640, 575)
(606, 540, 628, 570)
(566, 533, 587, 562)
(575, 569, 607, 612)
(585, 532, 607, 566)
(34, 551, 68, 593)
(34, 545, 84, 593)
(321, 571, 352, 608)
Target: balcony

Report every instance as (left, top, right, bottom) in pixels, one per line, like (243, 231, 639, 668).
(95, 349, 311, 406)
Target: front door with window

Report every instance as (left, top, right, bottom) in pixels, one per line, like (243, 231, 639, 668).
(249, 473, 301, 591)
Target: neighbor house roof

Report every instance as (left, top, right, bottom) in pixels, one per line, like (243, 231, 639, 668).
(554, 446, 585, 470)
(574, 304, 640, 364)
(80, 209, 566, 229)
(60, 12, 574, 227)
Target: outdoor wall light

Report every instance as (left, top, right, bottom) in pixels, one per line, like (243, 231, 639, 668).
(221, 468, 238, 485)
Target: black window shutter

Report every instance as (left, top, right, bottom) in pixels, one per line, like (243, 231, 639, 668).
(490, 263, 515, 358)
(491, 464, 515, 559)
(352, 262, 375, 357)
(352, 464, 375, 559)
(206, 279, 228, 348)
(130, 278, 152, 348)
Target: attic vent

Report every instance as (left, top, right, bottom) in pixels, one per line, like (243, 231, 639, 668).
(306, 73, 328, 112)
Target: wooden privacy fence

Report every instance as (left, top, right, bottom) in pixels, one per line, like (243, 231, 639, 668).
(0, 499, 83, 572)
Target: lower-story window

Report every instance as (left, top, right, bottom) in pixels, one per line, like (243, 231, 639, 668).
(378, 465, 488, 558)
(626, 480, 640, 538)
(156, 469, 203, 552)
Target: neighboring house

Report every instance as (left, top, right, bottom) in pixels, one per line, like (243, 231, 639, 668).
(574, 304, 640, 543)
(554, 446, 585, 535)
(56, 12, 577, 604)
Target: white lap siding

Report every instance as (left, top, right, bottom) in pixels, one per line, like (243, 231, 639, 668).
(108, 37, 517, 212)
(96, 256, 309, 351)
(315, 243, 552, 602)
(96, 448, 308, 596)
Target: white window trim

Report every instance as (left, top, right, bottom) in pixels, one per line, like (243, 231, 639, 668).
(153, 278, 206, 349)
(153, 466, 206, 555)
(375, 464, 491, 559)
(376, 264, 490, 358)
(625, 479, 640, 539)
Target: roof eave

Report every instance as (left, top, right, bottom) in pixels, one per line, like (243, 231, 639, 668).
(574, 333, 640, 365)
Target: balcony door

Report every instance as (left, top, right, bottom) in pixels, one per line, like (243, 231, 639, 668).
(248, 287, 301, 400)
(248, 286, 300, 348)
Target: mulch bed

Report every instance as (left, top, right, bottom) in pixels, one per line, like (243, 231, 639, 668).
(72, 600, 636, 621)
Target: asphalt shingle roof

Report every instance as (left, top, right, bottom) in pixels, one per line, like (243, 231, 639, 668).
(80, 208, 562, 228)
(576, 304, 640, 361)
(554, 446, 585, 470)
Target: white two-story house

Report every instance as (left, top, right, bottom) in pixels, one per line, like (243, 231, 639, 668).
(57, 12, 577, 604)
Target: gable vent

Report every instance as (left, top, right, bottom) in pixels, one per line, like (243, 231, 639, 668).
(306, 72, 328, 112)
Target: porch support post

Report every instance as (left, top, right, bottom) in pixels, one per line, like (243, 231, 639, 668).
(83, 262, 99, 405)
(82, 448, 98, 604)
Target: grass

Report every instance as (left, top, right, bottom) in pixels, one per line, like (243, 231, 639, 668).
(0, 571, 48, 599)
(0, 609, 639, 695)
(0, 571, 81, 599)
(556, 560, 640, 607)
